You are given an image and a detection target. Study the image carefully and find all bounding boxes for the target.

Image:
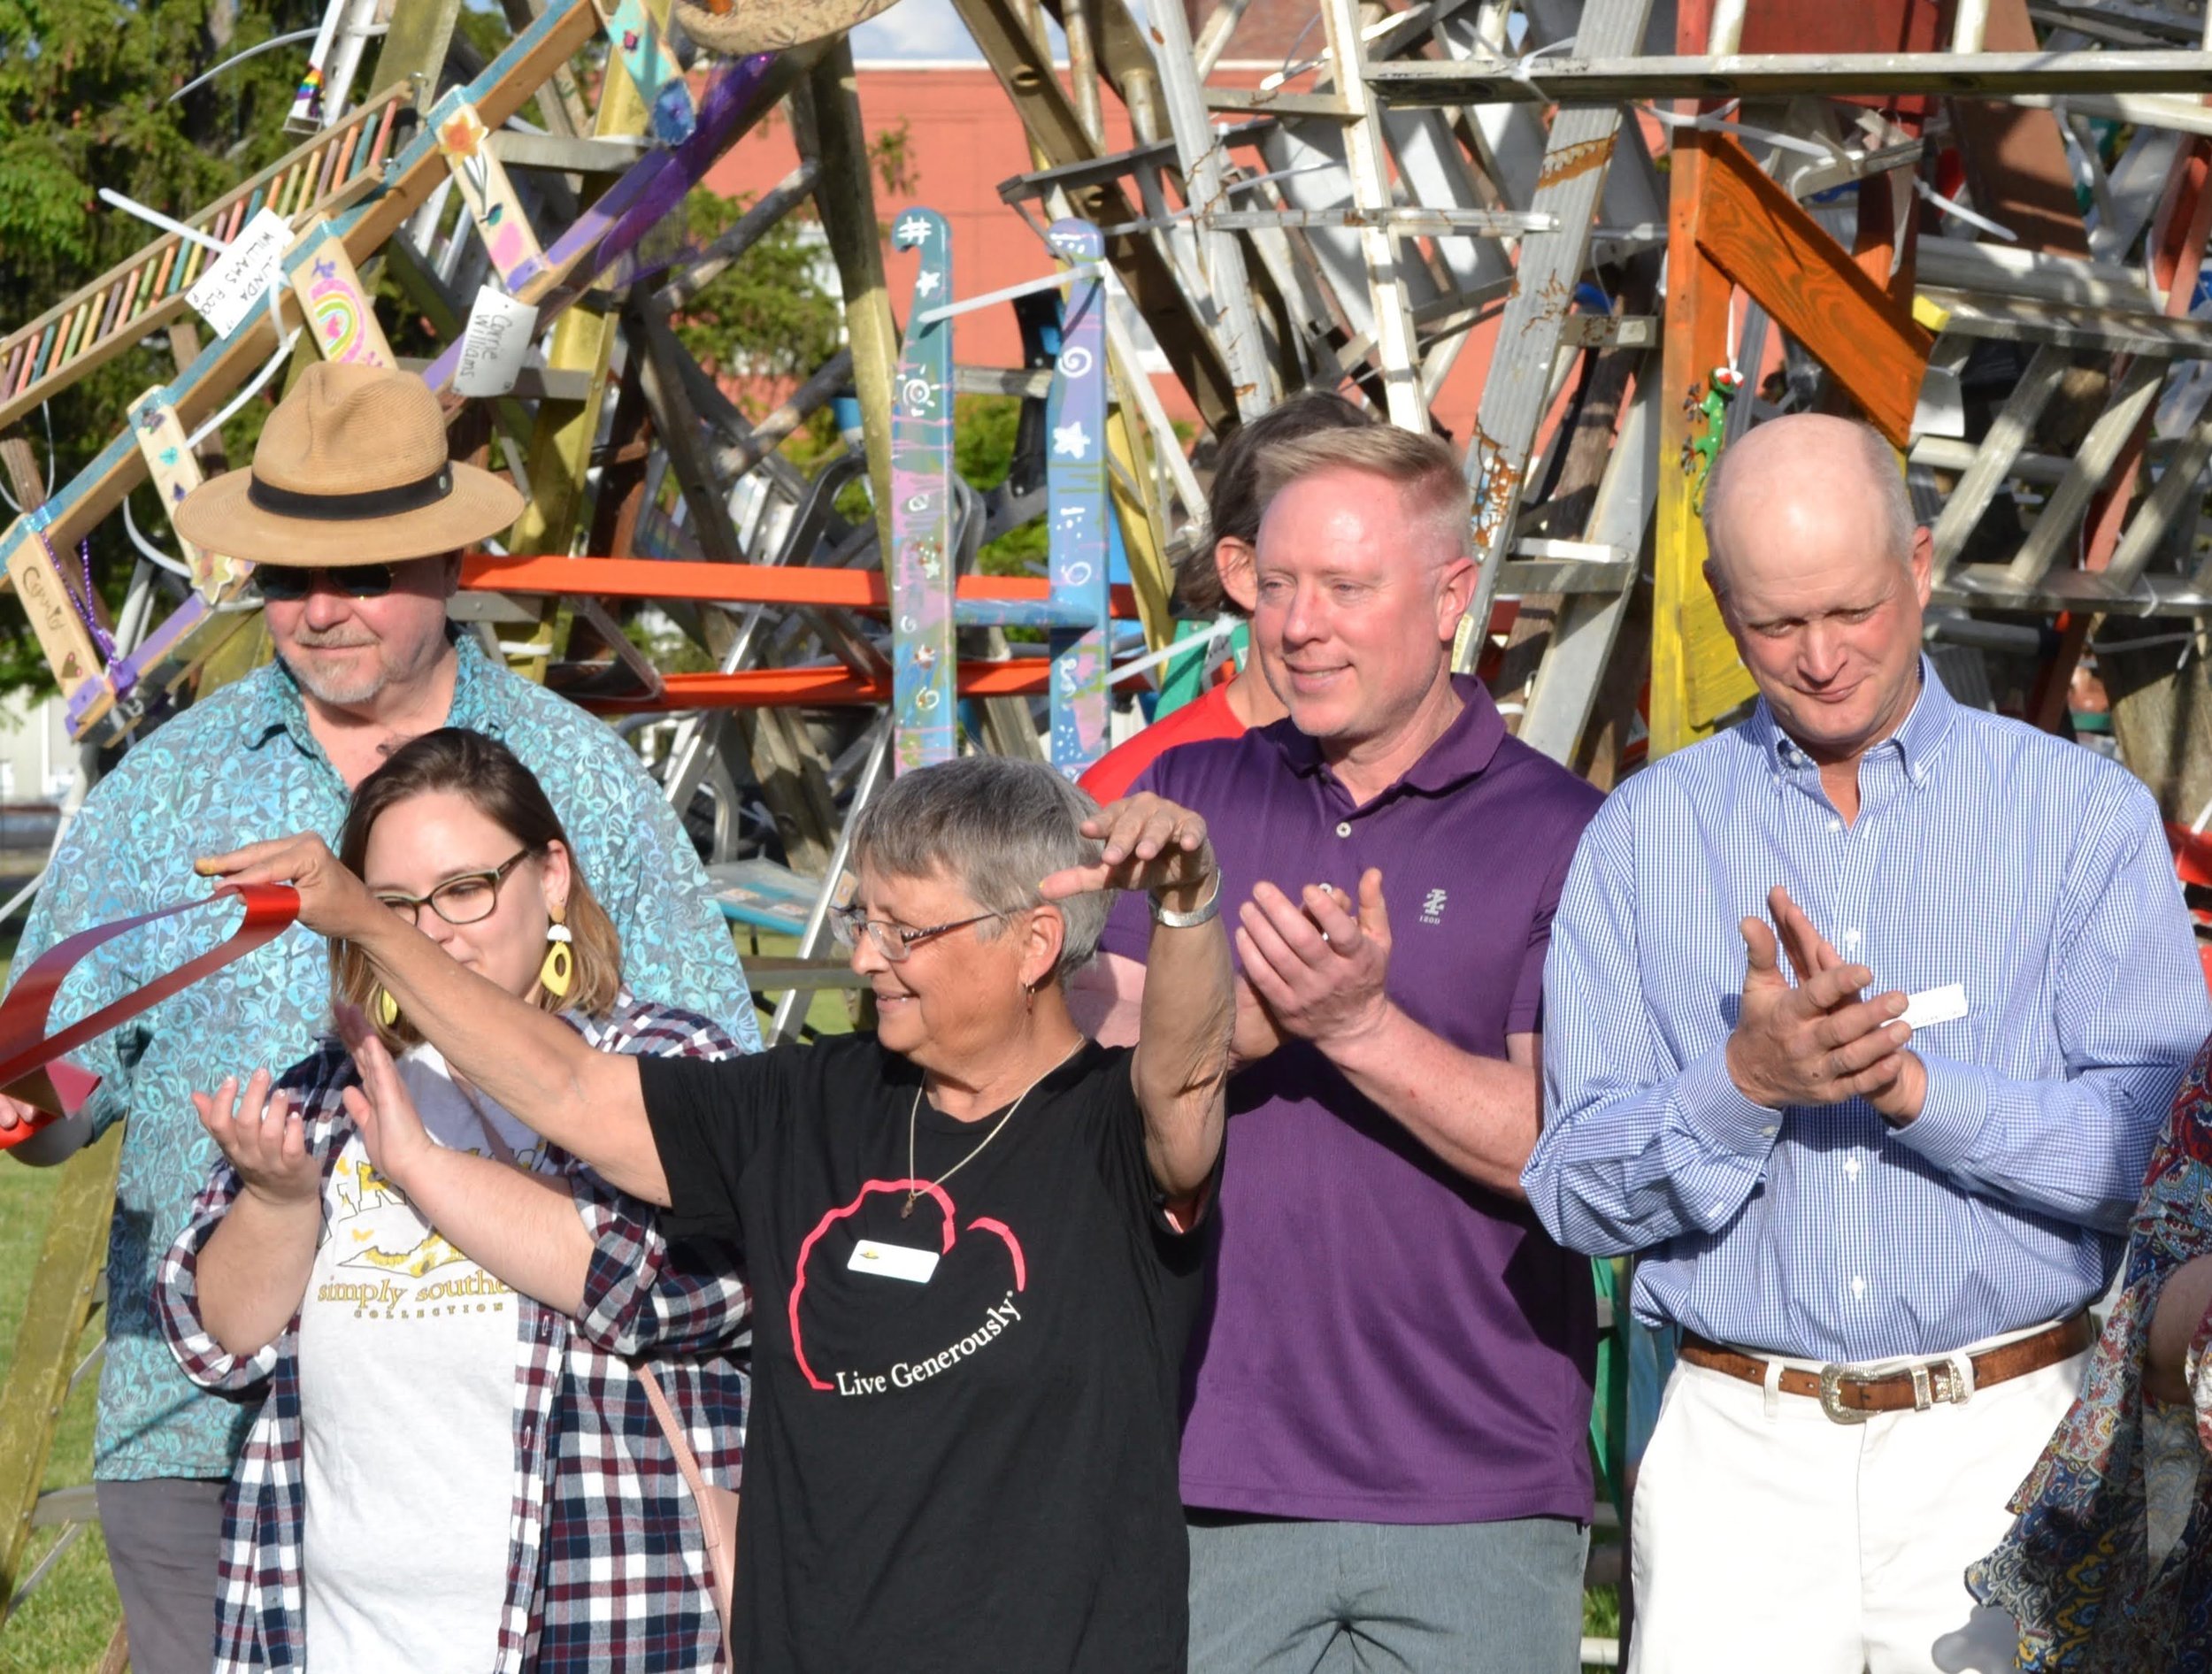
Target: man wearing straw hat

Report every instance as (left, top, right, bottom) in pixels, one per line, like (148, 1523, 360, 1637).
(0, 363, 753, 1674)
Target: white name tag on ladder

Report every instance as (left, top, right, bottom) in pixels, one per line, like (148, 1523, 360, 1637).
(1901, 983, 1968, 1032)
(849, 1240, 939, 1285)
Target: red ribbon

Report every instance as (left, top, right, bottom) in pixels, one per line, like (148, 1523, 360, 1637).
(0, 883, 300, 1145)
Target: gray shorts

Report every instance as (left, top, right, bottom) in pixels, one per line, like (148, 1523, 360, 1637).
(1187, 1511, 1590, 1673)
(96, 1477, 227, 1674)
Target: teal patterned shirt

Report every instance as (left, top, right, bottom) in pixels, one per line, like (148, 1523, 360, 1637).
(12, 634, 758, 1481)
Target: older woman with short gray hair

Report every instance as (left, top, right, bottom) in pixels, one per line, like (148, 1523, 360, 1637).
(202, 756, 1234, 1673)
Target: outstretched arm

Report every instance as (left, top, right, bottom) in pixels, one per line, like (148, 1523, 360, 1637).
(198, 836, 667, 1203)
(1043, 795, 1233, 1202)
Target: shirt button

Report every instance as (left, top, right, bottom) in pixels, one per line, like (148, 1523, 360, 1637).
(1842, 929, 1861, 951)
(1335, 822, 1352, 838)
(1827, 817, 1842, 833)
(1850, 1276, 1867, 1299)
(1842, 1156, 1862, 1181)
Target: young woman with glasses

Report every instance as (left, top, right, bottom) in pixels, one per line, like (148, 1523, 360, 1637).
(199, 753, 1235, 1672)
(157, 728, 750, 1672)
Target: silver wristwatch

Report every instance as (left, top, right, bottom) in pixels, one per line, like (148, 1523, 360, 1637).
(1149, 868, 1223, 929)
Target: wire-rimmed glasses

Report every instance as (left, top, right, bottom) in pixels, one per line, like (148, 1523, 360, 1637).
(830, 906, 1011, 963)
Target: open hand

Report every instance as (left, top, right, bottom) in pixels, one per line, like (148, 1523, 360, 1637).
(1041, 793, 1216, 914)
(194, 1069, 317, 1208)
(334, 1002, 436, 1191)
(196, 833, 379, 941)
(1238, 870, 1392, 1052)
(1726, 892, 1912, 1110)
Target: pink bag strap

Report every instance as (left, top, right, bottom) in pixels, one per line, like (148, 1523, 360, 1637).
(636, 1362, 737, 1663)
(457, 1076, 735, 1661)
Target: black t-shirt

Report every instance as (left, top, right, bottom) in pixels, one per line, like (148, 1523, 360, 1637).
(639, 1034, 1206, 1673)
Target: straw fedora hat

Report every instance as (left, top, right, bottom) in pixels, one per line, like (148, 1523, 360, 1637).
(672, 0, 903, 57)
(173, 362, 523, 566)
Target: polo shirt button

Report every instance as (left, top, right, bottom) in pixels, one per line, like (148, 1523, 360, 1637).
(1335, 821, 1352, 838)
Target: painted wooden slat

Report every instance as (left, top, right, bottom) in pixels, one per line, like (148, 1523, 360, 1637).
(287, 220, 396, 369)
(1044, 218, 1111, 779)
(1691, 132, 1933, 446)
(889, 207, 957, 772)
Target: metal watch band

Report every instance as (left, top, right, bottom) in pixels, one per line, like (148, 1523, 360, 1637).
(1148, 868, 1223, 929)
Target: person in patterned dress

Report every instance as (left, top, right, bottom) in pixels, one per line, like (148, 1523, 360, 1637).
(159, 728, 749, 1671)
(1970, 1034, 2212, 1671)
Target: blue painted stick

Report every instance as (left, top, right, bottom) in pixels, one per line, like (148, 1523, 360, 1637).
(888, 208, 956, 774)
(1044, 219, 1110, 781)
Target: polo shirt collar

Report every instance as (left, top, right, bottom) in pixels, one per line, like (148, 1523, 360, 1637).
(1745, 655, 1960, 785)
(1267, 674, 1508, 800)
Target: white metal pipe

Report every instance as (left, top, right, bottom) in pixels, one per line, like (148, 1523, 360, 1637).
(1951, 0, 1992, 53)
(1707, 0, 1749, 55)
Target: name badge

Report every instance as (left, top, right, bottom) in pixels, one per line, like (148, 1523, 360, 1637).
(849, 1240, 940, 1285)
(1901, 982, 1968, 1031)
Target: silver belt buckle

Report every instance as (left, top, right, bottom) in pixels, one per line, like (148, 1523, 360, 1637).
(1817, 1363, 1875, 1424)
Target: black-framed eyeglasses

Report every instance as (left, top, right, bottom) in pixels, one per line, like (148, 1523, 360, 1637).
(375, 849, 533, 928)
(830, 906, 1011, 964)
(254, 564, 396, 602)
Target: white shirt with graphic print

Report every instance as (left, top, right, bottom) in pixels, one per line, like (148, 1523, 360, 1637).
(297, 1045, 543, 1672)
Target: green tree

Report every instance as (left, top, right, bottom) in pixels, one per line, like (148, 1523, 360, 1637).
(0, 0, 324, 695)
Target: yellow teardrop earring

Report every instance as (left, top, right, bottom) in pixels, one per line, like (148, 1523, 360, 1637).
(375, 987, 400, 1027)
(540, 910, 574, 999)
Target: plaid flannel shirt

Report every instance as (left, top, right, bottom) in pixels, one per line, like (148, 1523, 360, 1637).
(157, 994, 750, 1672)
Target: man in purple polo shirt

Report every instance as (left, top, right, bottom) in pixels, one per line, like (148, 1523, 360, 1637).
(1077, 425, 1603, 1669)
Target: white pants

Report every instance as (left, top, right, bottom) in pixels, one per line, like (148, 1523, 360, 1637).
(1628, 1342, 2087, 1674)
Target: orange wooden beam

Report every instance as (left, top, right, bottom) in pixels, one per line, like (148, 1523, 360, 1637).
(1690, 131, 1934, 447)
(574, 657, 1169, 713)
(461, 553, 1144, 620)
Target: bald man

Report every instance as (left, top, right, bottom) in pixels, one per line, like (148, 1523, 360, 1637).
(1524, 414, 2210, 1673)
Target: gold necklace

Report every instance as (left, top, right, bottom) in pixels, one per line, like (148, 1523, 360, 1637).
(902, 1043, 1081, 1218)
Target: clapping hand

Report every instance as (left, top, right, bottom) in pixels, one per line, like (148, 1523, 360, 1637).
(334, 1002, 436, 1191)
(1238, 871, 1393, 1052)
(1041, 794, 1216, 913)
(193, 1068, 317, 1208)
(1726, 885, 1919, 1116)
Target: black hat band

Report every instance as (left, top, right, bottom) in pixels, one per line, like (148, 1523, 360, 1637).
(246, 466, 454, 522)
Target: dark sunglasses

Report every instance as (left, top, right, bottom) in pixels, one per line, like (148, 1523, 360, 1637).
(253, 564, 395, 602)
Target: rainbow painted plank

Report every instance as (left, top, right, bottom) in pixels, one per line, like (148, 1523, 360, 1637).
(286, 220, 396, 371)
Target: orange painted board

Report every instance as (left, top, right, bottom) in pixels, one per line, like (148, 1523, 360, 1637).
(578, 657, 1159, 713)
(461, 553, 1143, 620)
(1691, 133, 1933, 448)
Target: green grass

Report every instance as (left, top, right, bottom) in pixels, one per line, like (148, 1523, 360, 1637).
(0, 1160, 120, 1673)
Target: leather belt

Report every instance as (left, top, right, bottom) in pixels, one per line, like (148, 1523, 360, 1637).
(1678, 1314, 2093, 1425)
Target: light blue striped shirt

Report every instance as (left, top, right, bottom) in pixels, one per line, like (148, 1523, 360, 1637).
(1524, 661, 2211, 1362)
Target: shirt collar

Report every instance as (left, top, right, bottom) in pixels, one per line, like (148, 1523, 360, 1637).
(247, 627, 486, 756)
(1744, 654, 1959, 784)
(1266, 674, 1508, 799)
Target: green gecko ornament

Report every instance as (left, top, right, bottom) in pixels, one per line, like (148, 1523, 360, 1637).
(1682, 365, 1746, 512)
